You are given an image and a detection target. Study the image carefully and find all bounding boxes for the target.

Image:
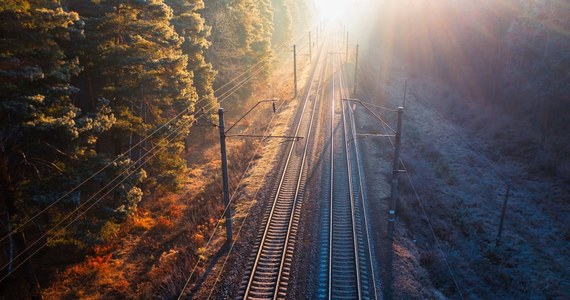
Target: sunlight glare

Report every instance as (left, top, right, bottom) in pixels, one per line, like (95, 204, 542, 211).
(314, 0, 361, 20)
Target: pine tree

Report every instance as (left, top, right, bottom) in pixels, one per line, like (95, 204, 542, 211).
(166, 0, 217, 114)
(271, 0, 292, 47)
(0, 1, 114, 296)
(203, 0, 273, 107)
(71, 0, 197, 194)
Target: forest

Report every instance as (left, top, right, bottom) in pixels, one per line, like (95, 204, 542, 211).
(1, 0, 568, 298)
(0, 0, 311, 298)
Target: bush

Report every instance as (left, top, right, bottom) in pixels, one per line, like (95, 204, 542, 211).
(100, 221, 121, 242)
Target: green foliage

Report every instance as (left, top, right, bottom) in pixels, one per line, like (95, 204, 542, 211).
(69, 0, 197, 199)
(0, 1, 115, 228)
(0, 0, 313, 293)
(166, 0, 217, 116)
(203, 0, 274, 104)
(100, 220, 121, 242)
(271, 0, 292, 46)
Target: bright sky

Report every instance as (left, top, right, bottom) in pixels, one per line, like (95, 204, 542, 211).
(313, 0, 370, 20)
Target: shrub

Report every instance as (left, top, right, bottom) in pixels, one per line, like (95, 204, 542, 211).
(156, 216, 174, 230)
(100, 221, 120, 242)
(132, 214, 156, 231)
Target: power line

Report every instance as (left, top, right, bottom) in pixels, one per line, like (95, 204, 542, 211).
(1, 21, 319, 290)
(177, 26, 323, 297)
(202, 87, 294, 299)
(400, 162, 465, 300)
(177, 88, 291, 300)
(360, 85, 465, 300)
(0, 33, 297, 245)
(0, 113, 192, 282)
(410, 94, 510, 184)
(0, 39, 279, 280)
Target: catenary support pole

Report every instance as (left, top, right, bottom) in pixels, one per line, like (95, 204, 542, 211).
(354, 44, 359, 95)
(403, 79, 408, 107)
(346, 31, 349, 62)
(309, 31, 312, 62)
(495, 183, 511, 247)
(293, 44, 297, 97)
(218, 108, 233, 242)
(387, 107, 404, 241)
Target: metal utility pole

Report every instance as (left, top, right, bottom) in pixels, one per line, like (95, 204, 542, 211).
(293, 44, 297, 97)
(353, 44, 359, 95)
(346, 31, 349, 62)
(309, 31, 312, 62)
(495, 183, 511, 247)
(387, 107, 404, 241)
(218, 108, 233, 242)
(403, 79, 408, 107)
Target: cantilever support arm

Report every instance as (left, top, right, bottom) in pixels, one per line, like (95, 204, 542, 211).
(226, 134, 303, 140)
(342, 98, 397, 133)
(225, 99, 277, 134)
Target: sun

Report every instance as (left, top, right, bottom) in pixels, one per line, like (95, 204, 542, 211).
(314, 0, 352, 20)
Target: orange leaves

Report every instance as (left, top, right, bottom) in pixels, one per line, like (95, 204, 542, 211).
(86, 253, 112, 270)
(169, 204, 185, 219)
(193, 232, 205, 244)
(156, 216, 174, 230)
(131, 213, 156, 231)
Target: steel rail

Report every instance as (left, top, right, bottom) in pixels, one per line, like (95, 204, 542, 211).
(241, 34, 329, 300)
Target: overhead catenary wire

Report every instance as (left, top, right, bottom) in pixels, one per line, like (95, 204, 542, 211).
(339, 45, 380, 299)
(0, 31, 300, 245)
(359, 102, 397, 133)
(411, 93, 510, 184)
(182, 92, 289, 300)
(204, 109, 283, 299)
(0, 112, 193, 282)
(0, 36, 283, 280)
(179, 25, 326, 299)
(2, 20, 319, 291)
(360, 83, 465, 300)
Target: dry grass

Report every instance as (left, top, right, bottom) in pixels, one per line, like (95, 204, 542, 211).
(361, 56, 570, 299)
(42, 41, 320, 300)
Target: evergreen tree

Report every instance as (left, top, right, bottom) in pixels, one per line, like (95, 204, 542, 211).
(71, 0, 197, 193)
(166, 0, 217, 114)
(0, 1, 114, 295)
(271, 0, 292, 47)
(203, 0, 273, 106)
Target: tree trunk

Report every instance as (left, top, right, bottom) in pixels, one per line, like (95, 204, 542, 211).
(0, 155, 42, 299)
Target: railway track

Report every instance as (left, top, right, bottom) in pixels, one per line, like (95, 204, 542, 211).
(319, 32, 379, 300)
(238, 34, 329, 300)
(239, 27, 380, 299)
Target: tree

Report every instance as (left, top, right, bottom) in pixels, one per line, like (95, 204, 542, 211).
(167, 0, 217, 113)
(202, 0, 273, 108)
(271, 0, 292, 47)
(70, 0, 196, 193)
(0, 1, 114, 296)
